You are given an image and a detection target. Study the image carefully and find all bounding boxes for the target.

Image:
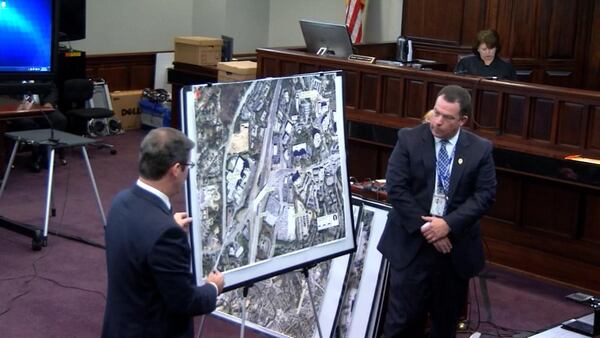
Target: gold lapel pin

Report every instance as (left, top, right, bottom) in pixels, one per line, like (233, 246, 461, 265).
(458, 158, 463, 165)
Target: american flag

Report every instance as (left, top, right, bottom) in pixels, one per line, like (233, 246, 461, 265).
(345, 0, 366, 44)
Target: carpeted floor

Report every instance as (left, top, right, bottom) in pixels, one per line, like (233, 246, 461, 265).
(0, 129, 593, 338)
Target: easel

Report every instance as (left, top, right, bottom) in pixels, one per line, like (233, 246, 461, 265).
(301, 265, 324, 338)
(0, 129, 106, 250)
(196, 264, 325, 338)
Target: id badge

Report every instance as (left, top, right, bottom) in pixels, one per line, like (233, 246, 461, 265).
(430, 192, 447, 216)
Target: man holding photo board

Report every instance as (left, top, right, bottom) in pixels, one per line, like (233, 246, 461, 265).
(102, 127, 224, 338)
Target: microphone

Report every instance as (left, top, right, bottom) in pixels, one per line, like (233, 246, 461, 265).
(39, 106, 59, 145)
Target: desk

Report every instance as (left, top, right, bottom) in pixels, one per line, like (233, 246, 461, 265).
(0, 129, 105, 250)
(531, 313, 596, 337)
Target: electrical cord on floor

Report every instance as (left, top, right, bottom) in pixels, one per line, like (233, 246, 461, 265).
(463, 269, 539, 337)
(0, 157, 106, 319)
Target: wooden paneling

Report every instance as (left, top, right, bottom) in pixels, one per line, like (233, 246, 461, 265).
(482, 237, 600, 293)
(403, 0, 485, 47)
(521, 180, 580, 237)
(539, 0, 578, 59)
(130, 65, 154, 89)
(347, 139, 380, 180)
(477, 90, 500, 128)
(403, 0, 466, 45)
(486, 172, 520, 223)
(427, 83, 445, 109)
(344, 71, 360, 110)
(589, 107, 600, 150)
(404, 80, 426, 119)
(404, 0, 600, 90)
(557, 102, 586, 147)
(503, 94, 527, 136)
(86, 52, 157, 91)
(260, 58, 279, 77)
(382, 77, 403, 117)
(299, 63, 319, 74)
(280, 61, 299, 77)
(542, 69, 577, 88)
(583, 193, 600, 243)
(360, 74, 379, 113)
(530, 98, 554, 141)
(584, 0, 600, 89)
(503, 0, 539, 60)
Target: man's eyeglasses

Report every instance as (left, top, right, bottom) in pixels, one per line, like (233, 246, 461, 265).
(181, 162, 196, 168)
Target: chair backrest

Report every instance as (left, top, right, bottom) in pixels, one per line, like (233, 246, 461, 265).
(62, 79, 94, 107)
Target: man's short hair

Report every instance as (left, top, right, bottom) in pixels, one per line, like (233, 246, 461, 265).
(437, 85, 472, 118)
(139, 127, 195, 180)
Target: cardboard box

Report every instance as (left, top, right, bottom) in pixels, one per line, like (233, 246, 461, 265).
(110, 90, 142, 130)
(174, 36, 222, 66)
(217, 61, 257, 82)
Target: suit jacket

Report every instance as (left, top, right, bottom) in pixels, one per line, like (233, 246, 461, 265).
(102, 185, 217, 338)
(377, 123, 496, 279)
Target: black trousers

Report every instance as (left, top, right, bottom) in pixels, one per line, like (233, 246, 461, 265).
(381, 243, 468, 338)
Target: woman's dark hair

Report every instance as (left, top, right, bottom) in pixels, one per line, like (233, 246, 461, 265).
(472, 29, 502, 56)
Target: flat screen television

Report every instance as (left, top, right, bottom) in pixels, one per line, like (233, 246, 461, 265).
(0, 0, 58, 84)
(299, 19, 354, 58)
(58, 0, 86, 42)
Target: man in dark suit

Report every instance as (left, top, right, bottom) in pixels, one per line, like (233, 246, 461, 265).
(102, 127, 224, 338)
(377, 85, 496, 338)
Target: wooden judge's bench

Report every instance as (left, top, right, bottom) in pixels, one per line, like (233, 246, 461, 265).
(256, 44, 600, 293)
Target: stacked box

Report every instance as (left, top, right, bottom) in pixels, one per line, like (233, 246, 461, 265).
(174, 36, 223, 66)
(217, 61, 257, 82)
(139, 98, 171, 129)
(110, 90, 142, 130)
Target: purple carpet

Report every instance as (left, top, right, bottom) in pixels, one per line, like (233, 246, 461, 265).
(0, 129, 593, 337)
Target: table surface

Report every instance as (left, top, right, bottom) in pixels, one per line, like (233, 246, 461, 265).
(0, 99, 53, 119)
(530, 313, 595, 337)
(4, 129, 97, 147)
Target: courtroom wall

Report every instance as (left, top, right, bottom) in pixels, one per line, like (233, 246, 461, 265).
(193, 0, 270, 54)
(69, 0, 194, 54)
(70, 0, 403, 55)
(267, 0, 403, 47)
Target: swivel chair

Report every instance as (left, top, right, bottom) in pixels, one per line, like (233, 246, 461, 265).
(61, 79, 117, 155)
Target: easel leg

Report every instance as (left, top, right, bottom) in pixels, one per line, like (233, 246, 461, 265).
(42, 148, 56, 244)
(240, 285, 251, 338)
(195, 315, 206, 338)
(302, 267, 324, 338)
(0, 140, 20, 199)
(81, 146, 106, 226)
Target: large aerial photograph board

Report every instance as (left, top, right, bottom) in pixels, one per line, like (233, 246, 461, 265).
(181, 71, 355, 291)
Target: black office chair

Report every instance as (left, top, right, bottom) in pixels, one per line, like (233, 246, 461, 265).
(61, 79, 117, 155)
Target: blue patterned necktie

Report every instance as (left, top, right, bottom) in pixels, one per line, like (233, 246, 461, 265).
(437, 139, 451, 194)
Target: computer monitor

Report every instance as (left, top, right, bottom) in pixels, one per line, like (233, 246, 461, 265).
(221, 35, 233, 62)
(0, 0, 58, 82)
(299, 19, 354, 58)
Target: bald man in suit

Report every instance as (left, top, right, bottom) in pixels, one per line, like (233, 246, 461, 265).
(378, 85, 496, 338)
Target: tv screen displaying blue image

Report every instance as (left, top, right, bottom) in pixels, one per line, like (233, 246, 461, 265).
(0, 0, 56, 78)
